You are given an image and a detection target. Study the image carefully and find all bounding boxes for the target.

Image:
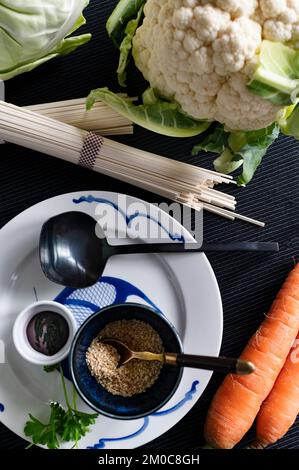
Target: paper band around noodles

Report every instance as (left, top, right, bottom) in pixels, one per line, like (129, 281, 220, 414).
(79, 132, 103, 169)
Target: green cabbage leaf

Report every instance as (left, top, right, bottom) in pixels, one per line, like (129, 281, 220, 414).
(0, 0, 91, 80)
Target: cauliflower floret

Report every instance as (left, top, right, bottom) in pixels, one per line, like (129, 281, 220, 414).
(183, 33, 202, 53)
(192, 5, 230, 43)
(261, 0, 299, 40)
(172, 7, 193, 29)
(133, 0, 299, 130)
(215, 74, 280, 130)
(189, 73, 224, 97)
(212, 18, 261, 75)
(288, 0, 299, 14)
(178, 91, 217, 120)
(188, 46, 214, 74)
(263, 19, 293, 40)
(279, 7, 298, 23)
(183, 0, 199, 6)
(216, 0, 258, 17)
(260, 0, 287, 18)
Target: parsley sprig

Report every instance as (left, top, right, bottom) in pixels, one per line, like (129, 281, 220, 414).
(24, 364, 98, 449)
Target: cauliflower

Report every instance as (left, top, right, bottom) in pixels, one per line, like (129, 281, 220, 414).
(132, 0, 299, 130)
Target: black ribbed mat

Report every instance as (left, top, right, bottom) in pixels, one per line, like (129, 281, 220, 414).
(0, 1, 298, 449)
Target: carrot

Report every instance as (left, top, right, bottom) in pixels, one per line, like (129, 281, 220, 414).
(204, 264, 299, 449)
(250, 333, 299, 448)
(251, 270, 299, 448)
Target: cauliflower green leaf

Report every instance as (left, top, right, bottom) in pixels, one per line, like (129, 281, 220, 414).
(106, 0, 146, 48)
(117, 6, 144, 87)
(86, 87, 211, 138)
(192, 125, 229, 155)
(279, 103, 299, 138)
(193, 123, 280, 185)
(248, 41, 299, 106)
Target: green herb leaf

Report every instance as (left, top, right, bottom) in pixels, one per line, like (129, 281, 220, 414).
(86, 87, 211, 138)
(43, 363, 60, 373)
(117, 6, 144, 87)
(61, 409, 98, 446)
(25, 367, 98, 449)
(24, 403, 66, 449)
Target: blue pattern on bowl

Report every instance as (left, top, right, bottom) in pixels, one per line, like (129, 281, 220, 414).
(70, 303, 183, 420)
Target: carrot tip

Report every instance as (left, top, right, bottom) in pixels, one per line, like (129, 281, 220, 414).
(201, 444, 215, 449)
(246, 441, 266, 450)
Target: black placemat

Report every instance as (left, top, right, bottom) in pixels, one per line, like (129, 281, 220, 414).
(0, 0, 298, 450)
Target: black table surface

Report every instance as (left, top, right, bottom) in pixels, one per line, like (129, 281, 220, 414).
(0, 0, 299, 450)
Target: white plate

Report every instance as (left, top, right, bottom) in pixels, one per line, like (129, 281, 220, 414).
(0, 191, 222, 449)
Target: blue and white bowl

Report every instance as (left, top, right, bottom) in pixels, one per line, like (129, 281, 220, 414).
(69, 303, 183, 420)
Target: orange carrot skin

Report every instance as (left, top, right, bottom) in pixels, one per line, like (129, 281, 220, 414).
(254, 331, 299, 448)
(204, 264, 299, 449)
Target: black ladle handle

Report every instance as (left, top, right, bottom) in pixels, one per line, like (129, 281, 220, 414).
(113, 242, 279, 255)
(165, 353, 255, 375)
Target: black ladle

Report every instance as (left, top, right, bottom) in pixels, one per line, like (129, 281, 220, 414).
(39, 211, 279, 288)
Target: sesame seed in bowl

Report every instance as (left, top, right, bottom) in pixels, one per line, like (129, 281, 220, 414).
(86, 319, 164, 397)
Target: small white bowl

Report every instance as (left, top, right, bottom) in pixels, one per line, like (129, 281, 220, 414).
(13, 300, 77, 366)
